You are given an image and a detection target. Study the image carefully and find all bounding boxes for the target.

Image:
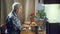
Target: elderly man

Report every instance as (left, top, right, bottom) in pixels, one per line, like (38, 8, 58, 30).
(6, 2, 22, 34)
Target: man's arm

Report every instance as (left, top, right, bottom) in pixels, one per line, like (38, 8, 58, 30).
(11, 17, 21, 30)
(6, 16, 14, 31)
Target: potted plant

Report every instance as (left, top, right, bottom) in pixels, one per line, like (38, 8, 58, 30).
(36, 10, 46, 20)
(36, 10, 46, 31)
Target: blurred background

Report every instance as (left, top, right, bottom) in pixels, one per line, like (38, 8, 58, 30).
(1, 0, 45, 34)
(1, 0, 60, 34)
(1, 0, 35, 25)
(1, 0, 44, 25)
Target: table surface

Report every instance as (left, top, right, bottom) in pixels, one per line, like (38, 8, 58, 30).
(20, 29, 46, 34)
(21, 29, 35, 34)
(21, 21, 46, 34)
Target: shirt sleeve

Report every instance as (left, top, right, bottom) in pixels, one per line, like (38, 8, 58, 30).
(6, 16, 14, 31)
(11, 17, 21, 30)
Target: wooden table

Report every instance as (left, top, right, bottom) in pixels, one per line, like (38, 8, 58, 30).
(21, 21, 46, 34)
(20, 29, 35, 34)
(20, 29, 46, 34)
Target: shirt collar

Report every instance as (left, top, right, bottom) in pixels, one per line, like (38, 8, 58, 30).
(12, 11, 18, 17)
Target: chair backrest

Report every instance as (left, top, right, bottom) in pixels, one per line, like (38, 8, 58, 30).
(1, 23, 6, 34)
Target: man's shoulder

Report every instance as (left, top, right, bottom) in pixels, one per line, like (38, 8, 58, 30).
(7, 12, 14, 18)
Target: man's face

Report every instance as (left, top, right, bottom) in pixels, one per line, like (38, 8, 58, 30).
(19, 5, 22, 13)
(17, 5, 22, 18)
(16, 5, 22, 13)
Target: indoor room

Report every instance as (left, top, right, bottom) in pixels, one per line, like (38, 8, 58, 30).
(1, 0, 60, 34)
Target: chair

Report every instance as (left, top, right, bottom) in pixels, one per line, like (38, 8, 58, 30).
(1, 23, 6, 34)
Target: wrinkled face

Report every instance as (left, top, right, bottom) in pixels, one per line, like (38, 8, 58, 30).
(16, 5, 22, 18)
(16, 5, 22, 13)
(19, 5, 22, 13)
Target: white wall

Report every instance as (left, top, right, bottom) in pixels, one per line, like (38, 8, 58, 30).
(45, 4, 60, 23)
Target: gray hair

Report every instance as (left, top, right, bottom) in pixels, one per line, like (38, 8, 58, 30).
(12, 2, 20, 10)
